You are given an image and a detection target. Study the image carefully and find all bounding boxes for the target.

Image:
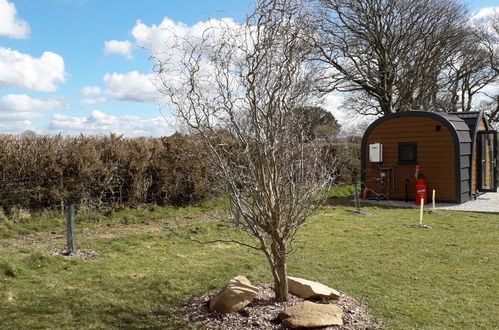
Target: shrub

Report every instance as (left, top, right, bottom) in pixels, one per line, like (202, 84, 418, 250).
(0, 134, 216, 211)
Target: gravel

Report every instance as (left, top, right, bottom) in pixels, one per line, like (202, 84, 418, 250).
(182, 283, 382, 329)
(361, 192, 499, 213)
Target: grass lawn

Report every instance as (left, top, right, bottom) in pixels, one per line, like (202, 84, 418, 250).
(0, 197, 497, 329)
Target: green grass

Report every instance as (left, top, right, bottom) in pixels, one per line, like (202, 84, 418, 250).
(0, 200, 220, 239)
(0, 199, 497, 329)
(327, 184, 356, 198)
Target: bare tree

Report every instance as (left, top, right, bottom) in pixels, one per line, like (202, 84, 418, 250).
(151, 0, 334, 301)
(478, 10, 499, 125)
(312, 0, 469, 116)
(441, 30, 498, 113)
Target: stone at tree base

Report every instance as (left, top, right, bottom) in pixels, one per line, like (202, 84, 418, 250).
(278, 301, 343, 328)
(209, 275, 259, 313)
(287, 276, 340, 300)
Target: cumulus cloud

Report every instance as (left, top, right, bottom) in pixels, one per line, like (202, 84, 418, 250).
(81, 97, 107, 105)
(0, 93, 68, 122)
(104, 40, 133, 59)
(132, 17, 240, 56)
(0, 0, 30, 39)
(0, 120, 34, 134)
(471, 7, 499, 22)
(79, 86, 102, 97)
(103, 71, 159, 102)
(0, 48, 66, 92)
(128, 17, 245, 106)
(79, 72, 160, 104)
(49, 110, 173, 137)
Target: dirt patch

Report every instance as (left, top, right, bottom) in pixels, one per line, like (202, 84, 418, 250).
(51, 248, 98, 260)
(182, 283, 382, 329)
(408, 224, 433, 229)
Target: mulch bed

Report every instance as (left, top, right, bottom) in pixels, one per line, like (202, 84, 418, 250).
(182, 283, 382, 329)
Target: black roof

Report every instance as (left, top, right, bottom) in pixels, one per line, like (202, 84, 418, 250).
(439, 112, 472, 145)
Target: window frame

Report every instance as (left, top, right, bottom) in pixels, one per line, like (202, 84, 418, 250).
(398, 142, 418, 165)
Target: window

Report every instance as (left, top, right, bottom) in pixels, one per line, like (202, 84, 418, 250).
(398, 142, 417, 164)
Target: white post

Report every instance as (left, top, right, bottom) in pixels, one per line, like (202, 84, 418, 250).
(420, 198, 424, 225)
(432, 189, 436, 212)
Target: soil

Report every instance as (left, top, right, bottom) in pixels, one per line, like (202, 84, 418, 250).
(408, 224, 433, 229)
(182, 283, 382, 329)
(50, 248, 98, 260)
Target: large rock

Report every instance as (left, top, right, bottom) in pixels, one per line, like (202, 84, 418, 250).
(287, 276, 340, 300)
(278, 301, 343, 328)
(209, 275, 259, 313)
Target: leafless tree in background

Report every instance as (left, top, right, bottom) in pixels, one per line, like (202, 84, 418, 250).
(477, 10, 499, 125)
(151, 0, 334, 301)
(312, 0, 471, 116)
(441, 30, 498, 113)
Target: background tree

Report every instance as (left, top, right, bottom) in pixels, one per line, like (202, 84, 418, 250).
(312, 0, 470, 116)
(477, 10, 499, 125)
(441, 34, 497, 113)
(295, 106, 340, 141)
(152, 0, 334, 301)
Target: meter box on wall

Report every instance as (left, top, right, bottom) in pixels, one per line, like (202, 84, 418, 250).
(369, 143, 383, 162)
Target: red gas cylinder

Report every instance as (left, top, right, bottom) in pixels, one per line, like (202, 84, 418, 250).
(415, 179, 428, 205)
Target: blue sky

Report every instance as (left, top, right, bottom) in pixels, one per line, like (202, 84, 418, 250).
(0, 0, 497, 136)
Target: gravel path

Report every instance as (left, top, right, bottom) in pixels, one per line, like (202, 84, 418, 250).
(361, 192, 499, 214)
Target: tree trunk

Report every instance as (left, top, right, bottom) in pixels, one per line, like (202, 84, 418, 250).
(271, 240, 289, 302)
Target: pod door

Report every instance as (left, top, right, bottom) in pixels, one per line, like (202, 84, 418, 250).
(477, 131, 498, 192)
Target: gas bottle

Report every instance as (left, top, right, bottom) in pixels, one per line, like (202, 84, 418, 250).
(415, 179, 428, 205)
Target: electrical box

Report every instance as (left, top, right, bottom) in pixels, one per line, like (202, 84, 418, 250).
(369, 143, 383, 162)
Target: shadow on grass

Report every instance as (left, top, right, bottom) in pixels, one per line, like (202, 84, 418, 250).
(325, 196, 418, 211)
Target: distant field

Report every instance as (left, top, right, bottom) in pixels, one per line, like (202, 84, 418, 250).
(0, 196, 497, 329)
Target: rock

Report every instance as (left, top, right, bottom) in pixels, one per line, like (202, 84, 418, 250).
(287, 276, 340, 300)
(209, 275, 259, 313)
(278, 301, 343, 328)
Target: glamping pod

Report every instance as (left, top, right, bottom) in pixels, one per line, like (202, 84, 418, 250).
(361, 111, 498, 203)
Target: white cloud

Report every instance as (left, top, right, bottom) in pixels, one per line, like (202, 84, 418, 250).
(0, 48, 66, 92)
(80, 71, 161, 104)
(0, 120, 33, 134)
(0, 93, 68, 122)
(103, 71, 159, 102)
(0, 0, 30, 39)
(104, 40, 133, 59)
(79, 86, 102, 97)
(322, 92, 374, 136)
(132, 17, 239, 56)
(129, 17, 244, 106)
(49, 110, 173, 137)
(0, 93, 68, 112)
(471, 7, 499, 22)
(81, 97, 107, 105)
(323, 93, 347, 125)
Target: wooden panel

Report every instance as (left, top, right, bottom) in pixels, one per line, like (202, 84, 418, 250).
(365, 116, 456, 201)
(479, 118, 487, 130)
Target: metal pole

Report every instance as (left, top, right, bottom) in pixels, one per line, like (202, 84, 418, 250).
(419, 198, 424, 226)
(66, 204, 77, 254)
(432, 189, 436, 212)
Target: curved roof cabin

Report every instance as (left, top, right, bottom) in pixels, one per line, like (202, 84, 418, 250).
(361, 111, 497, 203)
